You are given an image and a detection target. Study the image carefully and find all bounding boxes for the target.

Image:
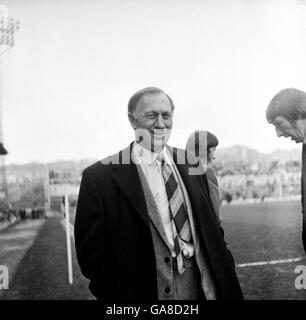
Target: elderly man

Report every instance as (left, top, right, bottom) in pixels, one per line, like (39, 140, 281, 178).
(266, 87, 306, 253)
(75, 87, 243, 301)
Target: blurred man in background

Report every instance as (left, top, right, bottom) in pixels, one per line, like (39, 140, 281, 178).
(266, 87, 306, 253)
(186, 130, 222, 224)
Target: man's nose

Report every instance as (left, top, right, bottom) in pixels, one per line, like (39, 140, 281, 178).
(155, 114, 165, 128)
(275, 127, 284, 137)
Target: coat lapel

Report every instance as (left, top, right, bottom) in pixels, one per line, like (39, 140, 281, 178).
(171, 147, 220, 257)
(111, 144, 150, 226)
(136, 164, 172, 248)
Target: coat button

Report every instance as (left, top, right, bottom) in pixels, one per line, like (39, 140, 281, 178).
(165, 287, 171, 294)
(164, 257, 170, 263)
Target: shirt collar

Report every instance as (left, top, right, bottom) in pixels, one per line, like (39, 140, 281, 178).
(132, 142, 172, 165)
(199, 158, 208, 172)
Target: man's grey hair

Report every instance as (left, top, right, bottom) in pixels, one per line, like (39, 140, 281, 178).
(266, 88, 306, 123)
(127, 87, 175, 114)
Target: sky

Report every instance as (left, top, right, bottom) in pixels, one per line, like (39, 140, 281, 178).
(1, 0, 306, 164)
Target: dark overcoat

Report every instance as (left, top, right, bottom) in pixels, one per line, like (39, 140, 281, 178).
(74, 144, 243, 301)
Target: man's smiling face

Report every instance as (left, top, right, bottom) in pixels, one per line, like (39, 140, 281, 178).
(130, 92, 173, 152)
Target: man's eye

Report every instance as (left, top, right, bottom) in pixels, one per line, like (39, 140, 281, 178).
(146, 114, 156, 119)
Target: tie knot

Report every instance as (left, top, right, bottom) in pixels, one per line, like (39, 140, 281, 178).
(156, 152, 165, 165)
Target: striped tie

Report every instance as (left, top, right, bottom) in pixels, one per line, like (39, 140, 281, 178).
(157, 152, 192, 274)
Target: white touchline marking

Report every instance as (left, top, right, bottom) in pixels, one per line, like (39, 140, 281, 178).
(59, 219, 305, 269)
(236, 257, 305, 267)
(61, 219, 75, 241)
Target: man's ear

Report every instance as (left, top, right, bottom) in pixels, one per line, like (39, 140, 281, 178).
(128, 112, 137, 129)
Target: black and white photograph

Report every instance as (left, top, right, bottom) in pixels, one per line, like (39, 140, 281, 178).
(0, 0, 306, 306)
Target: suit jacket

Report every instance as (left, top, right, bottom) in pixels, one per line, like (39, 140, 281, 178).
(74, 143, 243, 301)
(303, 223, 306, 253)
(301, 144, 306, 253)
(205, 166, 222, 224)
